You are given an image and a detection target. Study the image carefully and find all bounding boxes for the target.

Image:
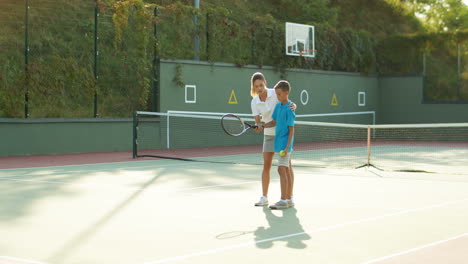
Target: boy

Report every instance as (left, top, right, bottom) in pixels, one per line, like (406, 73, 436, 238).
(262, 80, 295, 209)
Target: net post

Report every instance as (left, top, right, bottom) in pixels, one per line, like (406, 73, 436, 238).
(372, 112, 376, 138)
(132, 111, 138, 158)
(367, 126, 371, 167)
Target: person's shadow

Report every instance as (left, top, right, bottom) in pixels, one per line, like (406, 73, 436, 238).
(254, 207, 311, 249)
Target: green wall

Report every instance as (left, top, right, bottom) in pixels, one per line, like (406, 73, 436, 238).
(159, 60, 378, 120)
(378, 75, 468, 124)
(0, 118, 132, 156)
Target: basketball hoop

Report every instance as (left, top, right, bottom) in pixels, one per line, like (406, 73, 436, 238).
(299, 49, 317, 64)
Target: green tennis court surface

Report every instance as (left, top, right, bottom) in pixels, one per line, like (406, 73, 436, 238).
(1, 153, 467, 264)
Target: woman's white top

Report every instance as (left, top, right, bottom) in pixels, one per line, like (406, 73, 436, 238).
(250, 88, 277, 136)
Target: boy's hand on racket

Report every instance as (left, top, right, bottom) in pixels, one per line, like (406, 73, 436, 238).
(255, 124, 264, 133)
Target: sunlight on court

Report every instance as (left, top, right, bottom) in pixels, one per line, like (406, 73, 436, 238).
(1, 158, 467, 264)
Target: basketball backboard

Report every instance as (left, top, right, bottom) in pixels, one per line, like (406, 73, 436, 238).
(285, 22, 315, 58)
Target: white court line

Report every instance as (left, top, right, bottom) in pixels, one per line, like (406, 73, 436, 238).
(359, 232, 468, 264)
(0, 161, 222, 179)
(0, 176, 260, 194)
(0, 175, 407, 211)
(1, 169, 466, 195)
(170, 181, 260, 192)
(142, 197, 468, 264)
(0, 159, 162, 171)
(0, 155, 259, 173)
(0, 158, 227, 174)
(0, 256, 51, 264)
(0, 159, 260, 179)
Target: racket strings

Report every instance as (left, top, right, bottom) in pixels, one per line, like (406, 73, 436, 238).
(222, 116, 246, 135)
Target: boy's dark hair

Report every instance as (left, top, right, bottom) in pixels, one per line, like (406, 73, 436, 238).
(274, 80, 291, 92)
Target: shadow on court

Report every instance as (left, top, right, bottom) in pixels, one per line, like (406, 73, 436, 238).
(0, 172, 88, 222)
(254, 207, 311, 249)
(47, 171, 165, 264)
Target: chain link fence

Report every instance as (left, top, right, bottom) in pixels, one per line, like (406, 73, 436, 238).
(1, 1, 467, 118)
(0, 0, 153, 118)
(424, 42, 468, 101)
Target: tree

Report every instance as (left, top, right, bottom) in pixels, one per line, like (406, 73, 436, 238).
(403, 0, 468, 31)
(269, 0, 338, 25)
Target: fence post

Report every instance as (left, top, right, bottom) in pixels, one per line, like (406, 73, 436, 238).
(93, 0, 99, 117)
(251, 21, 256, 65)
(24, 0, 30, 118)
(132, 112, 138, 158)
(422, 51, 426, 76)
(457, 42, 461, 99)
(194, 0, 200, 60)
(206, 12, 210, 61)
(153, 7, 160, 112)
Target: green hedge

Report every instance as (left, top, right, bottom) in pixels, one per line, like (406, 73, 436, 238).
(1, 0, 467, 118)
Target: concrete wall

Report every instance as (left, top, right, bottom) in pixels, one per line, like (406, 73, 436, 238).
(378, 75, 468, 124)
(0, 118, 132, 156)
(159, 60, 378, 119)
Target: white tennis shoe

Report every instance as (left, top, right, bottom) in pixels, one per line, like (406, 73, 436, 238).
(254, 196, 269, 206)
(269, 200, 289, 209)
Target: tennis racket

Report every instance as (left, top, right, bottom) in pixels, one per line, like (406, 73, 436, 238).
(221, 114, 258, 137)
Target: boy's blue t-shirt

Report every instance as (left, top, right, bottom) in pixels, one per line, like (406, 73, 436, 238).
(271, 100, 295, 152)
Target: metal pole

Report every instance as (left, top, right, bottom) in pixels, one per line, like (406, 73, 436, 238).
(251, 21, 256, 65)
(422, 51, 426, 76)
(24, 0, 30, 118)
(93, 1, 99, 117)
(458, 43, 461, 99)
(153, 7, 160, 112)
(205, 12, 209, 61)
(367, 126, 371, 167)
(132, 112, 138, 158)
(193, 0, 199, 60)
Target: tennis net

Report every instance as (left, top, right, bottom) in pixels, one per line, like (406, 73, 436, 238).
(133, 111, 468, 175)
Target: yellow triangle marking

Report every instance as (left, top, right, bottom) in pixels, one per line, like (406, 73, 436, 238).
(228, 89, 238, 104)
(330, 93, 339, 106)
